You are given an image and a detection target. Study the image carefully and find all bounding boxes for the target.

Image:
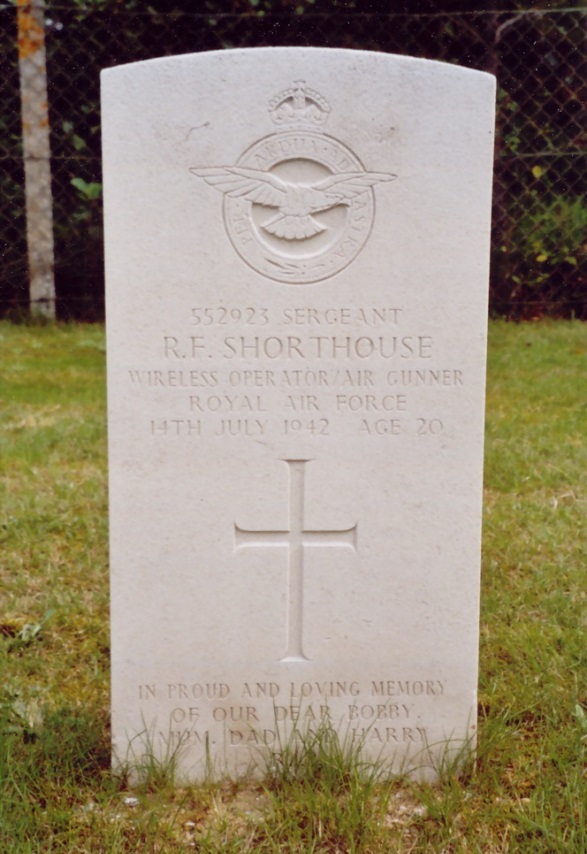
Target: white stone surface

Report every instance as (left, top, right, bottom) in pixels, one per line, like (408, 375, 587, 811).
(102, 48, 495, 782)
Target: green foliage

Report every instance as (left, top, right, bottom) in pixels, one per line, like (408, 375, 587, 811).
(498, 191, 586, 293)
(1, 609, 55, 654)
(493, 161, 586, 316)
(518, 192, 587, 270)
(70, 177, 102, 201)
(69, 176, 103, 237)
(257, 722, 393, 851)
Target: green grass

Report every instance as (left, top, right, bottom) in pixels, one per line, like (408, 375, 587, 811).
(1, 319, 585, 852)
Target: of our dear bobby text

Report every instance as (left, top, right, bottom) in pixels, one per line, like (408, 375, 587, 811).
(136, 677, 449, 752)
(124, 304, 466, 440)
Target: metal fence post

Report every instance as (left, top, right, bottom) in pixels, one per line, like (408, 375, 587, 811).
(17, 0, 55, 318)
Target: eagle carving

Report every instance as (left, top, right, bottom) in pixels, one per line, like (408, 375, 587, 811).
(191, 166, 396, 241)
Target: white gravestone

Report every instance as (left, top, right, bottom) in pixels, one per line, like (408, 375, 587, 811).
(102, 48, 495, 782)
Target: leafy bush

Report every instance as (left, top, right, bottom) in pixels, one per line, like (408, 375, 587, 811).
(492, 190, 586, 318)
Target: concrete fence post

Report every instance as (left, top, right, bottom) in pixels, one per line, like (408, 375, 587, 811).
(17, 0, 55, 318)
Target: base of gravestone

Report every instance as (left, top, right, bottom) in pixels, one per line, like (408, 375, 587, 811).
(116, 714, 476, 788)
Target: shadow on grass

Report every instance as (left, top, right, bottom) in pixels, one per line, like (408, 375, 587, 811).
(0, 705, 112, 849)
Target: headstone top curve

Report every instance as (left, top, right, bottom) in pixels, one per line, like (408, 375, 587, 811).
(101, 46, 496, 88)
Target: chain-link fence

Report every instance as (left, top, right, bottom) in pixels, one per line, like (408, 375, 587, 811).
(1, 4, 585, 319)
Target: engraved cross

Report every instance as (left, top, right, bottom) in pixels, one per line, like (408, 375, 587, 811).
(234, 459, 358, 662)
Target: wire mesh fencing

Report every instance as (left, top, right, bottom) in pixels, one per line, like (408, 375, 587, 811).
(1, 4, 585, 319)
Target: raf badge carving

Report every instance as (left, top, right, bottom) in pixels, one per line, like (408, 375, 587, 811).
(191, 81, 395, 284)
